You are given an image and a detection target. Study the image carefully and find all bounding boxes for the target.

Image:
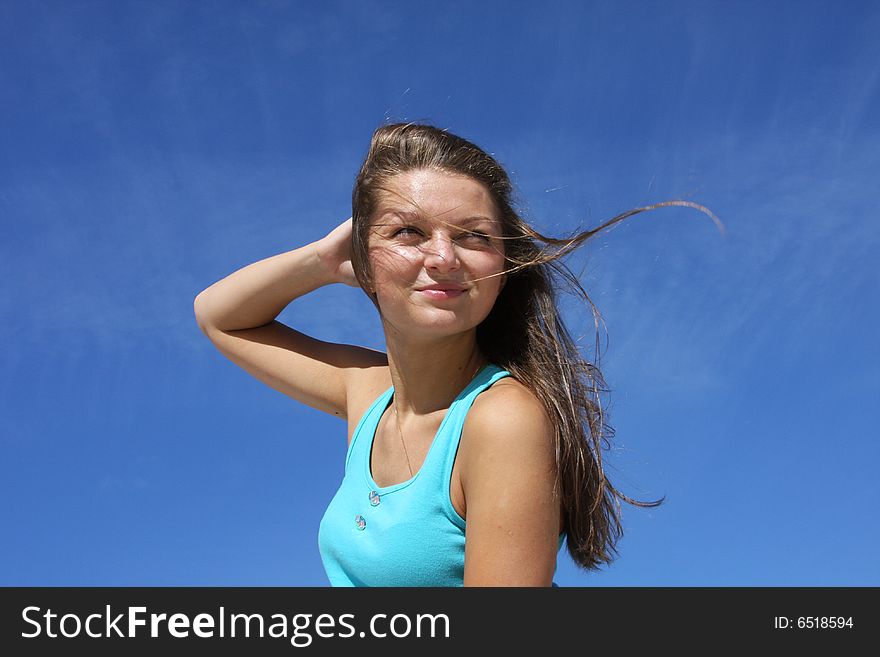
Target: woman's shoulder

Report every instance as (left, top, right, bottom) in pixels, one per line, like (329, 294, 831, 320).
(344, 360, 391, 442)
(463, 374, 555, 455)
(458, 373, 561, 530)
(475, 374, 548, 419)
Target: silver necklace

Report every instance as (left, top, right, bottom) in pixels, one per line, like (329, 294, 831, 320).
(392, 359, 486, 478)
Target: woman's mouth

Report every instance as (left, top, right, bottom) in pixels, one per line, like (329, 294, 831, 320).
(418, 289, 465, 299)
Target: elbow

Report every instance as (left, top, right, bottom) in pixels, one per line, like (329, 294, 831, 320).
(193, 291, 212, 332)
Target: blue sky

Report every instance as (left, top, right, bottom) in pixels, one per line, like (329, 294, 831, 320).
(1, 0, 878, 586)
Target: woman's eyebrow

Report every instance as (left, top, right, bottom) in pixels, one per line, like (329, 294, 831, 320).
(380, 210, 497, 227)
(457, 215, 498, 227)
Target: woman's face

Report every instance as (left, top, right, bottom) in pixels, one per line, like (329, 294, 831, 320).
(366, 168, 507, 342)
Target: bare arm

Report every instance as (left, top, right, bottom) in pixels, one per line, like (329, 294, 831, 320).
(193, 219, 356, 331)
(193, 218, 386, 420)
(460, 384, 562, 586)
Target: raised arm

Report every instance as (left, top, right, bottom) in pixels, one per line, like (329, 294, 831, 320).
(193, 218, 387, 420)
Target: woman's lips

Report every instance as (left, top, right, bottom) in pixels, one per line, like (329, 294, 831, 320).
(418, 289, 464, 299)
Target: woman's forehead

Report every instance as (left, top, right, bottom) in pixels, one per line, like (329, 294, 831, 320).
(375, 169, 497, 215)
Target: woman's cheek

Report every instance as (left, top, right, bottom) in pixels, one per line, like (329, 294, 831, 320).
(371, 246, 420, 281)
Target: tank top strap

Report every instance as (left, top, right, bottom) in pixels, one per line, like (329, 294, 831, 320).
(425, 363, 512, 490)
(344, 385, 393, 474)
(346, 364, 511, 485)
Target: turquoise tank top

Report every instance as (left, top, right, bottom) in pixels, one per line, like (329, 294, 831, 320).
(318, 363, 567, 586)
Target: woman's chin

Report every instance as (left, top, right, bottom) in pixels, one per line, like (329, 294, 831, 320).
(382, 315, 480, 340)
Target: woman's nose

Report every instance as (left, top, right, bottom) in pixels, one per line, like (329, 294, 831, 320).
(421, 234, 460, 272)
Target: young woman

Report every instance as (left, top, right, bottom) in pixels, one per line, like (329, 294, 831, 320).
(193, 122, 720, 586)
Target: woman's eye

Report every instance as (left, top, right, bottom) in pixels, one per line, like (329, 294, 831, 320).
(392, 227, 490, 242)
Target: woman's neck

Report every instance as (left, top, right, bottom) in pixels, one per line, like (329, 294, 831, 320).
(383, 332, 487, 418)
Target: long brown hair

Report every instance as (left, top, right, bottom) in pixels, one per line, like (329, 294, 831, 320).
(349, 122, 723, 571)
